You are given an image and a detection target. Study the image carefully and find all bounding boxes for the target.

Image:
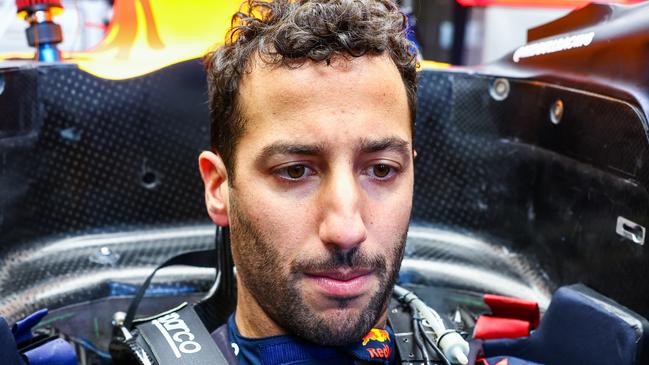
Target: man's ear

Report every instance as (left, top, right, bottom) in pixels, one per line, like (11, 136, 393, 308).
(198, 151, 230, 227)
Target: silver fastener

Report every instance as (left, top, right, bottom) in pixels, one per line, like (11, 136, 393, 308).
(550, 99, 564, 125)
(113, 311, 126, 326)
(490, 78, 510, 101)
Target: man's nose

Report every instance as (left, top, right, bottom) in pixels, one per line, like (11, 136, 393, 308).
(318, 170, 368, 251)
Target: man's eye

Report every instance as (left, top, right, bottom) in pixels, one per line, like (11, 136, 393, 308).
(372, 164, 391, 178)
(287, 165, 306, 178)
(367, 163, 397, 180)
(276, 164, 313, 180)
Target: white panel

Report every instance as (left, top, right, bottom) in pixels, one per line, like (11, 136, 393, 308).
(481, 7, 570, 64)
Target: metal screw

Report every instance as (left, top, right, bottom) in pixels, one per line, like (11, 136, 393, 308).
(490, 78, 510, 101)
(550, 99, 564, 125)
(409, 353, 414, 358)
(112, 311, 126, 326)
(391, 308, 398, 314)
(89, 246, 120, 265)
(403, 338, 409, 343)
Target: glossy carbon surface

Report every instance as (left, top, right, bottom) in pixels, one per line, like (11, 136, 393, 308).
(0, 60, 215, 322)
(413, 70, 648, 318)
(0, 60, 210, 242)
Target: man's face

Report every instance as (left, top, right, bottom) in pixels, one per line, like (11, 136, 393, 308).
(213, 55, 413, 345)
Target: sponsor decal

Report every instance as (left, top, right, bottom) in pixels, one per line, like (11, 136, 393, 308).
(513, 32, 595, 62)
(361, 328, 390, 346)
(152, 312, 202, 358)
(366, 344, 392, 359)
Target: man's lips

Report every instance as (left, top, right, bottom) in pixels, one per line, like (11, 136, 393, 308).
(303, 270, 374, 298)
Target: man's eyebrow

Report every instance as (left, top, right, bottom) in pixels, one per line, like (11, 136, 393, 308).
(256, 142, 326, 161)
(358, 137, 411, 155)
(255, 137, 411, 164)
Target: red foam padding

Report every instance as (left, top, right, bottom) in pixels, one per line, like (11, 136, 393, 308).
(473, 316, 531, 340)
(483, 294, 540, 329)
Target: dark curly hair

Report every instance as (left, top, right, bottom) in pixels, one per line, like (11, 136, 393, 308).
(204, 0, 418, 176)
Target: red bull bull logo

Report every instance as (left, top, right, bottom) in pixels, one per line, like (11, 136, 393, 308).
(361, 328, 390, 346)
(361, 328, 392, 359)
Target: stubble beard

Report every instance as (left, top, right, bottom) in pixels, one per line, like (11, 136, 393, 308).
(229, 193, 407, 346)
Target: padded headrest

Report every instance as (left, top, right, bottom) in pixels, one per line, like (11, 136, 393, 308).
(482, 284, 649, 365)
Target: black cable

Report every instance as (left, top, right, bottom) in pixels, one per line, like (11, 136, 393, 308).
(418, 320, 452, 365)
(412, 312, 431, 365)
(123, 249, 218, 330)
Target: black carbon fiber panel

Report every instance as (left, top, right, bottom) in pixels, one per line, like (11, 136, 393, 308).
(0, 60, 216, 322)
(1, 60, 211, 248)
(412, 70, 649, 318)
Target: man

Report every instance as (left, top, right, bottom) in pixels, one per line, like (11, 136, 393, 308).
(198, 0, 417, 363)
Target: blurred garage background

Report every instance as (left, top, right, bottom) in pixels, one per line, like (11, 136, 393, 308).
(0, 0, 576, 66)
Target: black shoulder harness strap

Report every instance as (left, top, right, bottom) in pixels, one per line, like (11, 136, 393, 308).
(135, 304, 230, 365)
(110, 227, 236, 365)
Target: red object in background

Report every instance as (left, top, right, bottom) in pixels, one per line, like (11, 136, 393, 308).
(473, 293, 540, 340)
(484, 294, 540, 329)
(474, 316, 531, 340)
(15, 0, 62, 12)
(456, 0, 644, 8)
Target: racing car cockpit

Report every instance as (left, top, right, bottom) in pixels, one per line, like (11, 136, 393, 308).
(0, 1, 648, 364)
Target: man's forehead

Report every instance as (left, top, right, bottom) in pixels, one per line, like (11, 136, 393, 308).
(246, 52, 392, 79)
(238, 53, 407, 113)
(235, 54, 411, 151)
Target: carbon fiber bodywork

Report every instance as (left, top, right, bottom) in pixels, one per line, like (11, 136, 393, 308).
(413, 70, 649, 317)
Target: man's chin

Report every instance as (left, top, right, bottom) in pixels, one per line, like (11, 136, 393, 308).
(291, 297, 379, 345)
(305, 314, 373, 346)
